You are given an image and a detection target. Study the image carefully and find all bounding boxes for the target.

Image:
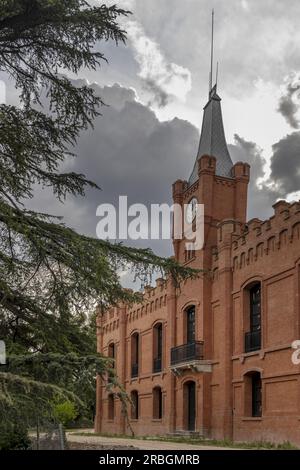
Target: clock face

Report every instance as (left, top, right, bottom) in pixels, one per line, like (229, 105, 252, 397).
(186, 197, 198, 224)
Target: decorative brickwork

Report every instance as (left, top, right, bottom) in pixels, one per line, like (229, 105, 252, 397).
(95, 94, 300, 445)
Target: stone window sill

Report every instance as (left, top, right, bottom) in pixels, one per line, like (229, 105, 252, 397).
(242, 417, 262, 421)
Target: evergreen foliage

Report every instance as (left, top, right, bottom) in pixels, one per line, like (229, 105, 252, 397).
(0, 1, 198, 446)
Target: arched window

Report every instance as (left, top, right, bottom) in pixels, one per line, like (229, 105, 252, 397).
(107, 343, 115, 383)
(153, 323, 163, 373)
(153, 387, 163, 419)
(108, 394, 114, 420)
(108, 343, 115, 361)
(244, 372, 262, 417)
(131, 333, 139, 378)
(186, 306, 196, 344)
(131, 390, 139, 420)
(245, 283, 261, 352)
(183, 381, 196, 431)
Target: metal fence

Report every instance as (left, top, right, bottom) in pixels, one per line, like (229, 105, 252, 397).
(30, 421, 68, 450)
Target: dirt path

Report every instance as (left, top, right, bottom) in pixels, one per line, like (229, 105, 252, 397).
(67, 432, 237, 451)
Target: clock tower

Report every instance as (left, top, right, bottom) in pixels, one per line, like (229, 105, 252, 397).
(168, 80, 250, 437)
(172, 84, 250, 266)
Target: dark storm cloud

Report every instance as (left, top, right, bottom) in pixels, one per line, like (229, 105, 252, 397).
(26, 81, 299, 258)
(231, 131, 300, 218)
(278, 82, 300, 129)
(28, 82, 199, 257)
(269, 131, 300, 196)
(229, 135, 274, 220)
(133, 0, 300, 101)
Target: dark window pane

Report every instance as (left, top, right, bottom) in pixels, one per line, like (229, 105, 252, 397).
(250, 285, 261, 332)
(252, 374, 262, 417)
(187, 307, 196, 343)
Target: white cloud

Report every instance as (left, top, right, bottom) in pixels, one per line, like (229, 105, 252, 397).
(241, 0, 250, 11)
(0, 80, 6, 104)
(103, 0, 192, 107)
(286, 191, 300, 203)
(125, 19, 192, 106)
(278, 72, 300, 129)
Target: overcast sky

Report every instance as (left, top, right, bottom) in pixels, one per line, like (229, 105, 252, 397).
(2, 0, 300, 268)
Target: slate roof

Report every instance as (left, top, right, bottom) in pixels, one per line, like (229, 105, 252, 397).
(188, 85, 233, 185)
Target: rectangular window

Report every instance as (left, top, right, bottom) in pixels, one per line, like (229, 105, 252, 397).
(108, 394, 114, 420)
(250, 285, 261, 332)
(153, 324, 163, 373)
(252, 374, 262, 417)
(245, 284, 261, 352)
(153, 387, 163, 420)
(131, 334, 139, 378)
(187, 307, 196, 344)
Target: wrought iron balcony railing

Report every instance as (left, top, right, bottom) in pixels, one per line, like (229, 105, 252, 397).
(171, 341, 204, 366)
(131, 363, 139, 378)
(245, 330, 261, 353)
(153, 357, 162, 373)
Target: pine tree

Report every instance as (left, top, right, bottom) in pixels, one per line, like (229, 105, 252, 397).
(0, 1, 197, 444)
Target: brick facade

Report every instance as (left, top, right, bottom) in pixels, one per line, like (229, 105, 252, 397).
(95, 103, 300, 445)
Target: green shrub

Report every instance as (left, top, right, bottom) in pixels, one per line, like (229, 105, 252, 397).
(53, 400, 78, 427)
(0, 423, 31, 450)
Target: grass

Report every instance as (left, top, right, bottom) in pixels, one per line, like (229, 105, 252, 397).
(69, 431, 298, 450)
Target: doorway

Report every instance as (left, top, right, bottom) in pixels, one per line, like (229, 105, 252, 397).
(184, 381, 196, 431)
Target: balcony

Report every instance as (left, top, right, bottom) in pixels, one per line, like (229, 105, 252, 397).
(153, 357, 162, 373)
(170, 341, 212, 374)
(245, 330, 261, 353)
(131, 363, 139, 378)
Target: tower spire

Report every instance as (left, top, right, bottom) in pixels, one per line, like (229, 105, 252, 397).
(188, 9, 233, 187)
(209, 8, 215, 97)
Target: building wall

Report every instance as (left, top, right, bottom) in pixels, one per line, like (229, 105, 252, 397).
(95, 156, 300, 445)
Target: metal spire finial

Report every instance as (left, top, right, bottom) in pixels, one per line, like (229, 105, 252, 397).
(209, 9, 215, 97)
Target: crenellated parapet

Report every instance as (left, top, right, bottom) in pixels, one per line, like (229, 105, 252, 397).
(99, 305, 121, 335)
(230, 200, 300, 271)
(99, 278, 168, 334)
(127, 278, 167, 324)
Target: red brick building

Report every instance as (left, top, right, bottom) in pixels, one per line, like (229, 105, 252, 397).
(95, 85, 300, 445)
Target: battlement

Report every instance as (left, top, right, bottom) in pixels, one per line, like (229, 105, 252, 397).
(99, 278, 167, 330)
(175, 157, 250, 203)
(229, 200, 300, 270)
